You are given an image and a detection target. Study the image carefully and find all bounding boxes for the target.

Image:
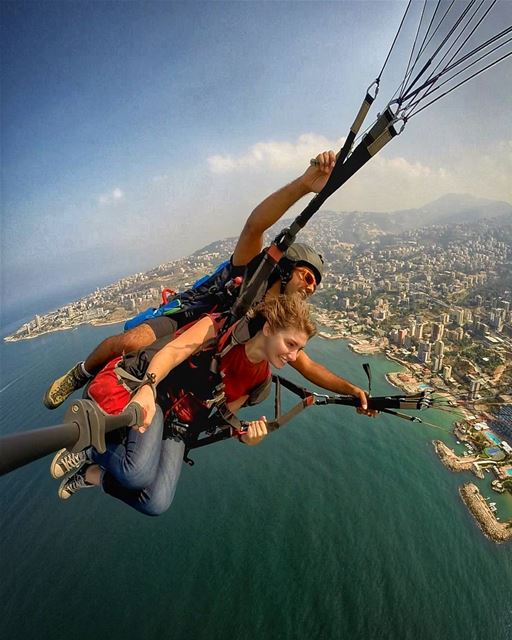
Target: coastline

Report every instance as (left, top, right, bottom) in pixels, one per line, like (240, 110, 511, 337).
(4, 317, 125, 343)
(432, 439, 482, 477)
(459, 483, 512, 543)
(385, 371, 420, 394)
(348, 343, 382, 355)
(433, 440, 512, 542)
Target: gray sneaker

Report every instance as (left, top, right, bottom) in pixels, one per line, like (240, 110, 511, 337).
(43, 362, 89, 409)
(50, 448, 89, 479)
(58, 466, 96, 501)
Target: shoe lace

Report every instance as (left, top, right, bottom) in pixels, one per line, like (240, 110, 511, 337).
(66, 472, 87, 493)
(54, 370, 81, 397)
(60, 451, 85, 473)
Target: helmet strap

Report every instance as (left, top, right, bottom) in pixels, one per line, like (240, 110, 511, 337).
(279, 268, 292, 294)
(277, 257, 294, 294)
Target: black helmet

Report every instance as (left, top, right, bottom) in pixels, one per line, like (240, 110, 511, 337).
(283, 243, 324, 285)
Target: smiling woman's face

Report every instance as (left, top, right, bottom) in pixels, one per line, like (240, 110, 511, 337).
(262, 326, 309, 368)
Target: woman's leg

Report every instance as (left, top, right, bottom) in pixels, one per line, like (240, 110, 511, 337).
(102, 434, 185, 517)
(88, 407, 165, 489)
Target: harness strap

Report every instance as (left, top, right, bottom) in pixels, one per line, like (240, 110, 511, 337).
(311, 86, 378, 169)
(186, 373, 316, 455)
(183, 372, 432, 461)
(113, 364, 156, 396)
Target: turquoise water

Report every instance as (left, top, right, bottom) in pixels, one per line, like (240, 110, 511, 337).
(1, 325, 511, 640)
(486, 432, 502, 445)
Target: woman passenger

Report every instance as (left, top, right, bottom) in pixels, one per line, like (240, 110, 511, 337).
(50, 294, 316, 516)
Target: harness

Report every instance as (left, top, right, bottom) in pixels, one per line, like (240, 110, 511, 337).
(124, 260, 243, 331)
(184, 366, 434, 464)
(114, 313, 272, 464)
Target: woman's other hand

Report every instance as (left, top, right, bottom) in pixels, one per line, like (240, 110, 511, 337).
(240, 417, 268, 446)
(129, 385, 156, 433)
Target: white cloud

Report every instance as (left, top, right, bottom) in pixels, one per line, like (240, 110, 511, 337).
(208, 133, 340, 174)
(98, 187, 125, 206)
(206, 134, 512, 211)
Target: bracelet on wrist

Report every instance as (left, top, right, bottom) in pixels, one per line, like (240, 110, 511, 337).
(139, 372, 157, 400)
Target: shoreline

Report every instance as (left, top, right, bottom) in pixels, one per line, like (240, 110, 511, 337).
(459, 483, 512, 543)
(432, 439, 482, 476)
(385, 371, 420, 395)
(4, 317, 126, 343)
(433, 440, 512, 542)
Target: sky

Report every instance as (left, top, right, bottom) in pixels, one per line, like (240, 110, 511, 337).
(1, 0, 511, 323)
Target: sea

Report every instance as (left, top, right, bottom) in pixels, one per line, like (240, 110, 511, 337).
(1, 319, 511, 640)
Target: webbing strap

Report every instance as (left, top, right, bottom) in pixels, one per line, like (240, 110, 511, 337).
(266, 396, 314, 433)
(291, 107, 398, 231)
(274, 375, 281, 421)
(314, 89, 377, 169)
(184, 375, 431, 454)
(265, 374, 315, 431)
(366, 126, 397, 156)
(229, 250, 283, 321)
(351, 92, 376, 136)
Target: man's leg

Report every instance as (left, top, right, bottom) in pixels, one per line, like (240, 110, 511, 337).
(83, 323, 157, 374)
(44, 316, 177, 409)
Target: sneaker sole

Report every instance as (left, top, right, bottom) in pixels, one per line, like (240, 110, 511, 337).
(43, 364, 88, 410)
(57, 478, 74, 500)
(43, 388, 61, 410)
(50, 448, 76, 479)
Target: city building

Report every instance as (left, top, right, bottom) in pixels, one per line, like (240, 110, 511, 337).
(417, 341, 431, 364)
(432, 322, 444, 341)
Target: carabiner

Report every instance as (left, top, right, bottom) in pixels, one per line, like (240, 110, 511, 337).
(395, 116, 407, 135)
(367, 79, 380, 100)
(312, 393, 330, 406)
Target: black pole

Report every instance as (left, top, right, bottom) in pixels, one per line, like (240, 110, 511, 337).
(0, 401, 143, 477)
(0, 422, 80, 476)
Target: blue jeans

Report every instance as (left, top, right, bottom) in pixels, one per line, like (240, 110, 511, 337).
(89, 406, 184, 517)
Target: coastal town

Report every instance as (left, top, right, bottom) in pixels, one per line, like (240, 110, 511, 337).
(5, 212, 512, 540)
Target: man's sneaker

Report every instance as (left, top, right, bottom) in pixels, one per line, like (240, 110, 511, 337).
(50, 448, 89, 479)
(58, 465, 96, 501)
(43, 362, 89, 409)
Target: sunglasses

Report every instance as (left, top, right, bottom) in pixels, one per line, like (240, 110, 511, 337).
(295, 267, 317, 290)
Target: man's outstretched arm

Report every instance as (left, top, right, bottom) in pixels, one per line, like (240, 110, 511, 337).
(291, 351, 377, 417)
(232, 151, 336, 266)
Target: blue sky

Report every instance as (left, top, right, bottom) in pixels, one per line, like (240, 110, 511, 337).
(1, 1, 511, 322)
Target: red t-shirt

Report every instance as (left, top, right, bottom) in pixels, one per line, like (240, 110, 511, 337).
(165, 343, 270, 424)
(220, 343, 270, 404)
(88, 326, 270, 425)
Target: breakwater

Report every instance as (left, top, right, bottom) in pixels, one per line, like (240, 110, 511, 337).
(459, 483, 512, 543)
(433, 439, 481, 475)
(433, 440, 512, 543)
